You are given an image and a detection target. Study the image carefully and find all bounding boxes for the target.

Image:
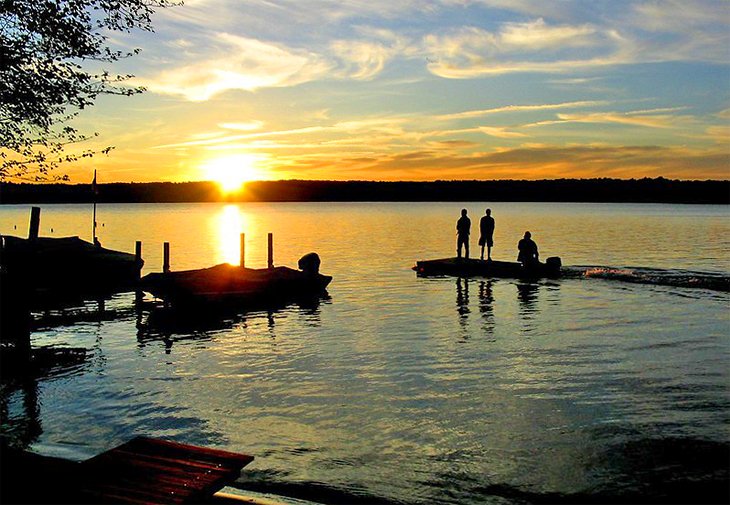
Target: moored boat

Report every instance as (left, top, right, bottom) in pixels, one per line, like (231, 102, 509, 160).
(1, 235, 143, 295)
(141, 257, 332, 306)
(414, 256, 562, 279)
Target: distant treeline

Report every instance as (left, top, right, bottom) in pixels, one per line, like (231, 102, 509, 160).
(1, 178, 728, 204)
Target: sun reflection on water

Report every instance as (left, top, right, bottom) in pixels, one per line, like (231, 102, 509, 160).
(216, 204, 248, 265)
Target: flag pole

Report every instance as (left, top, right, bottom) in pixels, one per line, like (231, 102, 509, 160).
(92, 169, 97, 245)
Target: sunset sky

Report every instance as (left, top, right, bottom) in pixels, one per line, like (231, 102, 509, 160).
(67, 0, 729, 183)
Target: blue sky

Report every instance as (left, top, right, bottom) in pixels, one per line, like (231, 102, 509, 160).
(70, 0, 730, 183)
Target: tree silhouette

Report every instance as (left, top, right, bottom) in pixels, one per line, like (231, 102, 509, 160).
(0, 0, 175, 181)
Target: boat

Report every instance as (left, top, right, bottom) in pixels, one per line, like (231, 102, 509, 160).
(0, 235, 143, 296)
(141, 256, 332, 306)
(413, 257, 562, 279)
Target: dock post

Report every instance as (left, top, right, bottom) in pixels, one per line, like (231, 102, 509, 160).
(28, 206, 40, 240)
(135, 241, 143, 305)
(163, 242, 170, 273)
(267, 233, 273, 269)
(135, 241, 143, 277)
(240, 233, 245, 268)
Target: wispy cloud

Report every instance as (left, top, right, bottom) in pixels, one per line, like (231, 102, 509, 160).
(478, 126, 527, 138)
(277, 144, 730, 180)
(423, 3, 730, 78)
(423, 20, 627, 78)
(330, 40, 398, 80)
(498, 18, 598, 50)
(138, 33, 332, 100)
(436, 100, 608, 120)
(706, 125, 730, 144)
(526, 111, 691, 129)
(219, 120, 264, 131)
(153, 116, 409, 149)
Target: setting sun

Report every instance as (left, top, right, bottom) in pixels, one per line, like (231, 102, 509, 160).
(202, 154, 264, 193)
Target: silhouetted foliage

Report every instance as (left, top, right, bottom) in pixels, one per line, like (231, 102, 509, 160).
(0, 0, 175, 181)
(1, 178, 728, 204)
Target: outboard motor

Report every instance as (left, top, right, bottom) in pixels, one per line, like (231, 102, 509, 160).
(546, 256, 562, 276)
(298, 252, 321, 275)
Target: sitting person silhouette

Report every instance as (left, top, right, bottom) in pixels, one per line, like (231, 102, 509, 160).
(517, 231, 539, 267)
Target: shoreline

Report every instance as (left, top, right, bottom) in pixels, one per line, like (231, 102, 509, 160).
(2, 178, 729, 204)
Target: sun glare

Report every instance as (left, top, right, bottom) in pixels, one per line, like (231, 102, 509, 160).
(203, 154, 264, 193)
(216, 204, 248, 265)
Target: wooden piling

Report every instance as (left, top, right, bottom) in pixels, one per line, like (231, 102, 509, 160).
(163, 242, 170, 273)
(28, 207, 40, 240)
(134, 241, 142, 275)
(135, 241, 143, 305)
(240, 233, 245, 268)
(267, 233, 273, 269)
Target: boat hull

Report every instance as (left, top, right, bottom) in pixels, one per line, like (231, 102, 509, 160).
(1, 235, 142, 301)
(414, 257, 561, 279)
(141, 263, 332, 306)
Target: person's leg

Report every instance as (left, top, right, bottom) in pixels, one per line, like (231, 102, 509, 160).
(480, 243, 485, 260)
(457, 237, 462, 258)
(487, 245, 492, 261)
(465, 239, 469, 259)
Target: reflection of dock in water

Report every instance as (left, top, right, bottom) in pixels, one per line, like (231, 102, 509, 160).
(135, 295, 327, 352)
(1, 345, 89, 450)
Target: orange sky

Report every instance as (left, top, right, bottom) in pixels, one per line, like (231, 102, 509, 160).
(50, 1, 730, 184)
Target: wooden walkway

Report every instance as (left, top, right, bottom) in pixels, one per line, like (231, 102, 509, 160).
(76, 436, 254, 504)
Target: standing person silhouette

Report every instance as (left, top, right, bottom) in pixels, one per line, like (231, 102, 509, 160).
(517, 231, 539, 267)
(479, 208, 495, 261)
(456, 209, 471, 259)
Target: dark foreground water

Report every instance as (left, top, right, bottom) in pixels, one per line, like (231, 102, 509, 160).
(1, 202, 728, 504)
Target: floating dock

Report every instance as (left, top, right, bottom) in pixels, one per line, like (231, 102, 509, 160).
(414, 257, 562, 279)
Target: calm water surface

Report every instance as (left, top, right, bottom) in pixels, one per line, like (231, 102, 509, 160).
(1, 202, 729, 504)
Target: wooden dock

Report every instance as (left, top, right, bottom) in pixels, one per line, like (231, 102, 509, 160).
(1, 437, 254, 504)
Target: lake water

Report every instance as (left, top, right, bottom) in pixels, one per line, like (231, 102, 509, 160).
(1, 202, 729, 504)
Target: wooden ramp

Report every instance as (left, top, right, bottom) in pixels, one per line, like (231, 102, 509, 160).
(77, 436, 254, 504)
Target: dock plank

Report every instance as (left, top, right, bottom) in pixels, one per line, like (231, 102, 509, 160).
(77, 436, 254, 504)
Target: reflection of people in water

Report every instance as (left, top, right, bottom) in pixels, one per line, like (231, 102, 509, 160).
(456, 209, 471, 259)
(478, 280, 495, 335)
(517, 231, 539, 267)
(455, 277, 471, 338)
(517, 282, 539, 310)
(516, 283, 539, 334)
(479, 209, 495, 261)
(456, 277, 470, 319)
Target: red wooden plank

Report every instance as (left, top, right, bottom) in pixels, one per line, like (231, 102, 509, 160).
(86, 449, 236, 478)
(77, 437, 254, 504)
